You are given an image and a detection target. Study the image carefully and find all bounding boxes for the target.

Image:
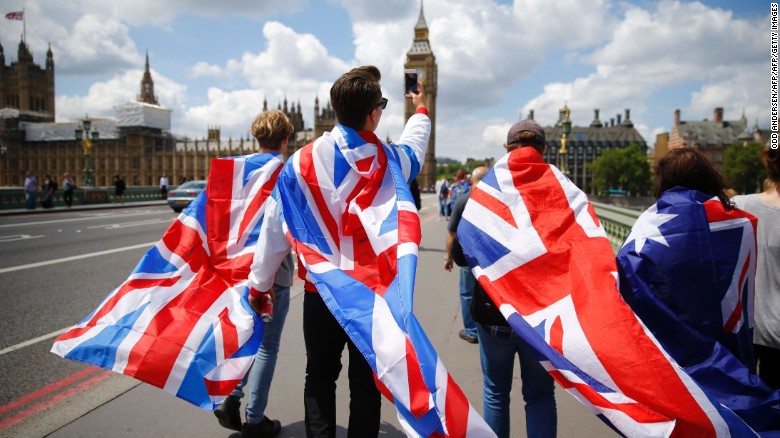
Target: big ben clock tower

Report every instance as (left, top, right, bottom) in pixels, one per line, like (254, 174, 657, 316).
(405, 1, 437, 191)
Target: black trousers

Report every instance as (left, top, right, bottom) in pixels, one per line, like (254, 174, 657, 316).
(303, 292, 381, 438)
(63, 189, 73, 207)
(755, 343, 780, 390)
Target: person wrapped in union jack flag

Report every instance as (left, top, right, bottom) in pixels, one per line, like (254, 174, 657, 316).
(470, 120, 558, 438)
(213, 110, 296, 438)
(247, 66, 433, 437)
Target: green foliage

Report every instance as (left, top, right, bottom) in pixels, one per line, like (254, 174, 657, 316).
(722, 143, 766, 195)
(590, 144, 652, 196)
(436, 159, 489, 181)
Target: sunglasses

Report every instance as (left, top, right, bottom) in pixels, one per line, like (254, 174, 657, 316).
(375, 97, 388, 110)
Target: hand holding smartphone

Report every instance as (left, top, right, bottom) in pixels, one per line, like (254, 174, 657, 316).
(404, 69, 419, 96)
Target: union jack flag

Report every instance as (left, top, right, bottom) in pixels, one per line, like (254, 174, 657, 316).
(51, 153, 284, 410)
(273, 116, 494, 437)
(618, 188, 780, 434)
(457, 148, 762, 437)
(5, 11, 23, 20)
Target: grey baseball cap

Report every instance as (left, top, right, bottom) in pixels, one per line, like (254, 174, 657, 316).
(506, 119, 545, 146)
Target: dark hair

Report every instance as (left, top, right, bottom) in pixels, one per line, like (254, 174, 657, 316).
(763, 147, 779, 183)
(330, 65, 382, 129)
(654, 148, 732, 209)
(508, 130, 545, 154)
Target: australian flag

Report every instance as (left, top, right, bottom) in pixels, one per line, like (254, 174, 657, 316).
(274, 117, 494, 437)
(51, 153, 285, 410)
(457, 147, 771, 437)
(617, 187, 780, 435)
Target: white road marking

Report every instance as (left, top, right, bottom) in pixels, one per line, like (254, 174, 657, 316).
(0, 210, 171, 229)
(0, 234, 44, 243)
(0, 328, 68, 357)
(87, 218, 173, 230)
(0, 241, 157, 274)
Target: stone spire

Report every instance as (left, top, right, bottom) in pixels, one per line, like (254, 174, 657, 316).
(138, 51, 159, 105)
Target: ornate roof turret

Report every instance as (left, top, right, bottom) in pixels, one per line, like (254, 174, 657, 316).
(17, 39, 33, 63)
(408, 1, 432, 56)
(46, 43, 54, 70)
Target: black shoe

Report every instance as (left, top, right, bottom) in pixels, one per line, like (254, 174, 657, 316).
(459, 329, 478, 344)
(241, 416, 282, 437)
(214, 395, 242, 431)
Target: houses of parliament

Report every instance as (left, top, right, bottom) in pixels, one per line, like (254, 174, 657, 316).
(0, 4, 440, 190)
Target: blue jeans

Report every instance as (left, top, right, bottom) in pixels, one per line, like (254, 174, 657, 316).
(477, 324, 557, 438)
(438, 196, 448, 217)
(25, 190, 36, 209)
(460, 268, 478, 338)
(231, 283, 291, 423)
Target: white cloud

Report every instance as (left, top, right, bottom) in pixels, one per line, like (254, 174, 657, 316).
(189, 62, 223, 78)
(56, 69, 186, 123)
(689, 68, 767, 125)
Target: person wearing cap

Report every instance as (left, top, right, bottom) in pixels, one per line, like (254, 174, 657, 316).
(473, 119, 558, 438)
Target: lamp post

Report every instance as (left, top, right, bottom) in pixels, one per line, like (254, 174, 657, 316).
(558, 107, 572, 177)
(75, 119, 98, 187)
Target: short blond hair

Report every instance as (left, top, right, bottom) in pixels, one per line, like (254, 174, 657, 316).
(252, 110, 294, 151)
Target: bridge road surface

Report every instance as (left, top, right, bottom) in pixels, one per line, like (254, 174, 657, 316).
(2, 195, 614, 437)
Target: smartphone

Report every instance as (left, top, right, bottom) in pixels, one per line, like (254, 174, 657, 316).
(404, 69, 419, 96)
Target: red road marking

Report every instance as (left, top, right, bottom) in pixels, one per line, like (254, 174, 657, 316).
(0, 367, 112, 430)
(0, 367, 101, 417)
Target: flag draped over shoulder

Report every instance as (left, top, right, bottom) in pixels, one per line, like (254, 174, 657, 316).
(457, 147, 761, 437)
(276, 121, 494, 437)
(617, 188, 780, 434)
(51, 153, 284, 410)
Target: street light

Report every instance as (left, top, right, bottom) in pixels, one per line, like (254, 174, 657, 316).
(75, 118, 99, 187)
(558, 106, 572, 176)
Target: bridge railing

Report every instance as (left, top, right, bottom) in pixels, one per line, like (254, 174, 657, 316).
(0, 186, 169, 209)
(591, 201, 641, 253)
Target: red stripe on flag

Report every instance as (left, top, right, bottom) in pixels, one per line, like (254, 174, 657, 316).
(204, 377, 243, 397)
(548, 370, 671, 424)
(237, 165, 281, 242)
(443, 374, 470, 438)
(724, 253, 750, 333)
(404, 338, 430, 418)
(123, 270, 227, 388)
(55, 276, 181, 342)
(218, 307, 239, 359)
(162, 218, 210, 271)
(469, 187, 517, 228)
(398, 209, 421, 246)
(549, 316, 564, 354)
(299, 144, 341, 251)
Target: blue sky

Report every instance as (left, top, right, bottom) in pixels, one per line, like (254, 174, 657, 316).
(0, 0, 771, 161)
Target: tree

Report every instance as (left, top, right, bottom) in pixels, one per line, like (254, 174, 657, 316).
(590, 144, 652, 196)
(722, 143, 766, 195)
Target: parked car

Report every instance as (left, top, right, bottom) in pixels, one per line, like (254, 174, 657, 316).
(167, 180, 207, 212)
